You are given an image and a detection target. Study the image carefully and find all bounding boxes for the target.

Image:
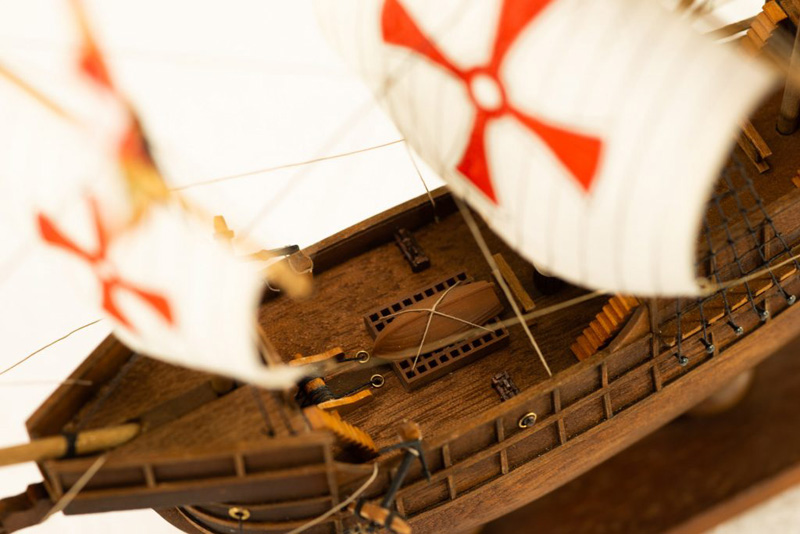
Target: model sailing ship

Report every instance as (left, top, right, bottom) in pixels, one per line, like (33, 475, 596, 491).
(1, 0, 800, 533)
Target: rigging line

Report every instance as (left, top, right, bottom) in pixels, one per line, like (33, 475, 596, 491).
(385, 289, 606, 361)
(285, 462, 379, 534)
(237, 97, 381, 241)
(0, 319, 103, 377)
(238, 2, 475, 243)
(0, 378, 93, 387)
(40, 454, 107, 523)
(404, 142, 437, 217)
(699, 246, 800, 295)
(75, 353, 141, 432)
(170, 138, 406, 191)
(453, 197, 552, 377)
(249, 386, 276, 437)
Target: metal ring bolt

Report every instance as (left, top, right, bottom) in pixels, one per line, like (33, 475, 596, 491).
(370, 374, 385, 388)
(518, 412, 538, 429)
(228, 507, 251, 521)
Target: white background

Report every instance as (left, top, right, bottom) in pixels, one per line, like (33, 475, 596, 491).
(0, 1, 795, 533)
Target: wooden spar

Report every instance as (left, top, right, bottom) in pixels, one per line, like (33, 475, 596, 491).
(778, 18, 800, 134)
(0, 63, 75, 121)
(0, 423, 139, 468)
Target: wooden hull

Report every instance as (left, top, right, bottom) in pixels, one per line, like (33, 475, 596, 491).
(12, 91, 800, 534)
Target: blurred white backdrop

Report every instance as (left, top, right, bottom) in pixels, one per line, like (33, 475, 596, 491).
(1, 1, 795, 533)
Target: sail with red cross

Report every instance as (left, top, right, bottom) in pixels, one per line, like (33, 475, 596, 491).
(0, 4, 303, 389)
(32, 194, 304, 389)
(315, 0, 774, 295)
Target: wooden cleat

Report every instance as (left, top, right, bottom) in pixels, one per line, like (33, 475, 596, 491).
(317, 389, 374, 416)
(289, 347, 345, 367)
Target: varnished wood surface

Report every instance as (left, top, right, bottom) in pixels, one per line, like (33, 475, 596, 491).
(262, 206, 603, 449)
(31, 90, 796, 460)
(484, 331, 800, 534)
(14, 87, 800, 534)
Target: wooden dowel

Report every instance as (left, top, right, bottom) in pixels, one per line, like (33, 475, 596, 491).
(778, 21, 800, 134)
(0, 423, 140, 468)
(492, 253, 536, 312)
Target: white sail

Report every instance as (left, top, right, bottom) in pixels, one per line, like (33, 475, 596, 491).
(35, 196, 302, 389)
(314, 0, 774, 296)
(0, 26, 303, 390)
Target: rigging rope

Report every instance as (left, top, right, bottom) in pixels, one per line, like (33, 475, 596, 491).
(39, 454, 107, 524)
(453, 197, 553, 377)
(0, 319, 103, 377)
(285, 462, 379, 534)
(382, 281, 493, 369)
(170, 138, 405, 191)
(405, 141, 438, 217)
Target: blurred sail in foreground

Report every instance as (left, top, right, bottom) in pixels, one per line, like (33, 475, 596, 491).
(315, 0, 774, 296)
(0, 8, 302, 389)
(36, 196, 300, 389)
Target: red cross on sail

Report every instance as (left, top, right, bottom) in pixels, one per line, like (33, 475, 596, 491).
(381, 0, 603, 201)
(71, 0, 157, 179)
(37, 198, 174, 331)
(316, 0, 773, 295)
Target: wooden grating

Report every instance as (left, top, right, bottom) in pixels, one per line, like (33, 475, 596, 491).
(363, 272, 509, 391)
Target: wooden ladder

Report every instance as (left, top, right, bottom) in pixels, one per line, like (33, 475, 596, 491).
(741, 1, 788, 56)
(571, 295, 640, 361)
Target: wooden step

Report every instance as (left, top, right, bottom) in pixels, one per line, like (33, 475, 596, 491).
(570, 295, 641, 361)
(740, 1, 787, 56)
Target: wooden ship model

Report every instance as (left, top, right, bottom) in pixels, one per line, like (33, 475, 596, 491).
(3, 1, 800, 533)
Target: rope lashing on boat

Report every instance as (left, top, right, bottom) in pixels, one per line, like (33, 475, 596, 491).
(298, 378, 336, 405)
(62, 432, 78, 459)
(382, 281, 494, 370)
(285, 462, 379, 534)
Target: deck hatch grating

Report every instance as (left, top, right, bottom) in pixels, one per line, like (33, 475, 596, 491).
(363, 272, 509, 391)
